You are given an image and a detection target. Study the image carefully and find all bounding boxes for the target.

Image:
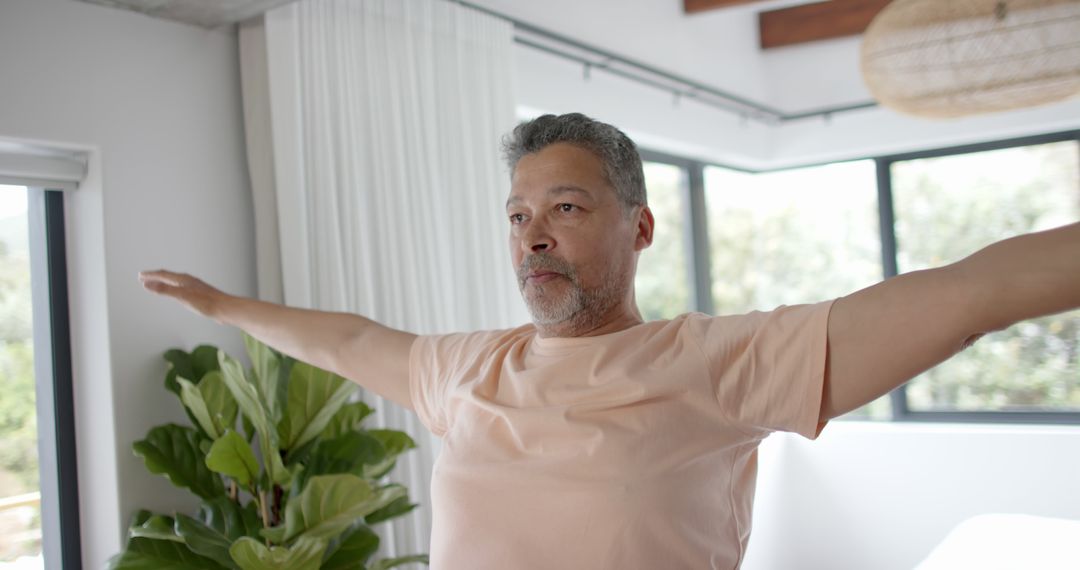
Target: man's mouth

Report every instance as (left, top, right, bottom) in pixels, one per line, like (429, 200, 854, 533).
(526, 270, 563, 284)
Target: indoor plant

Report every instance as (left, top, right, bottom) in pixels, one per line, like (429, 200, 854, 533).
(107, 333, 429, 569)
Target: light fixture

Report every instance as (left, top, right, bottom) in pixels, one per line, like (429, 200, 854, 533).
(860, 0, 1080, 118)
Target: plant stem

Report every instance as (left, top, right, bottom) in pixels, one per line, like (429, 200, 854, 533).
(229, 480, 238, 503)
(258, 489, 271, 539)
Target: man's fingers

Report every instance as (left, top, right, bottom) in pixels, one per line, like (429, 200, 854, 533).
(139, 269, 186, 286)
(138, 270, 205, 299)
(140, 277, 180, 296)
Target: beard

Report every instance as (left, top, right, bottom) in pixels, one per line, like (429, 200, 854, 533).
(517, 252, 627, 328)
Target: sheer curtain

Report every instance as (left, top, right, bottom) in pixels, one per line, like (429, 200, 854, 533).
(239, 0, 528, 558)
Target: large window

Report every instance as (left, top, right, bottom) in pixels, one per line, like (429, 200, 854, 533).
(640, 130, 1080, 424)
(890, 140, 1080, 415)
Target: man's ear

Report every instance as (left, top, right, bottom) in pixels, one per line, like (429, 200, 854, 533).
(634, 205, 655, 251)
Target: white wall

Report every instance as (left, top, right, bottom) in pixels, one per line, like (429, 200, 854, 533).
(744, 422, 1080, 570)
(0, 0, 254, 567)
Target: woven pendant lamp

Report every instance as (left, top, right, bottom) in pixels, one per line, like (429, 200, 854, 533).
(860, 0, 1080, 118)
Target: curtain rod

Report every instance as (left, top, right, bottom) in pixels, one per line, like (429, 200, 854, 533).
(452, 0, 879, 124)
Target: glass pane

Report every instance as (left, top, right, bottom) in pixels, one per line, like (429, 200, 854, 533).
(0, 185, 42, 566)
(893, 140, 1080, 413)
(636, 161, 691, 321)
(705, 161, 889, 419)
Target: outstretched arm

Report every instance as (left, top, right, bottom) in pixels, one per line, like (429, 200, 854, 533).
(821, 222, 1080, 420)
(139, 270, 417, 410)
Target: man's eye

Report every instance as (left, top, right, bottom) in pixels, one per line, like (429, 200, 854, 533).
(557, 204, 576, 213)
(509, 213, 525, 224)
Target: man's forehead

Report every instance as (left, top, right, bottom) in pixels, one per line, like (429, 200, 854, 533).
(508, 144, 611, 205)
(506, 185, 594, 208)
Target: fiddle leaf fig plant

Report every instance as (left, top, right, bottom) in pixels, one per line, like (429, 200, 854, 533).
(107, 333, 429, 570)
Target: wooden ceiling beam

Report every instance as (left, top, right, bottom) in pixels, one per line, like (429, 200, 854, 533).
(684, 0, 773, 14)
(759, 0, 892, 49)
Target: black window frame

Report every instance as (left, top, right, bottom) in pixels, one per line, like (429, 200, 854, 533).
(639, 129, 1080, 425)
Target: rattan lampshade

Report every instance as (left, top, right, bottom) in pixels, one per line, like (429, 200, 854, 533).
(861, 0, 1080, 118)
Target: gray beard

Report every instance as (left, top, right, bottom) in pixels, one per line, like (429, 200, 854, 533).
(517, 253, 627, 331)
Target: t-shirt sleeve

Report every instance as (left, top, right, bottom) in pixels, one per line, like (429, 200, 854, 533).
(687, 300, 835, 440)
(409, 329, 506, 437)
(409, 333, 463, 437)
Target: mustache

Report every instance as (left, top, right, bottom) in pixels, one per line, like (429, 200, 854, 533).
(517, 253, 577, 284)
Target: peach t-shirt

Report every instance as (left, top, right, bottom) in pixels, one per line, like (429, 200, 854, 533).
(409, 301, 834, 569)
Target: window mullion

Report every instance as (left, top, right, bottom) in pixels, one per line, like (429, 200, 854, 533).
(685, 161, 714, 315)
(876, 158, 909, 421)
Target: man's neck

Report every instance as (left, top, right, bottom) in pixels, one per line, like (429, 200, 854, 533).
(534, 304, 644, 339)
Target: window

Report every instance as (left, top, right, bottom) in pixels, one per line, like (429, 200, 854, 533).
(889, 139, 1080, 415)
(0, 185, 41, 567)
(0, 182, 79, 570)
(639, 129, 1080, 424)
(635, 161, 692, 321)
(704, 161, 882, 314)
(704, 161, 890, 420)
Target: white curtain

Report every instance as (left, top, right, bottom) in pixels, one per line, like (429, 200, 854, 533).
(239, 0, 528, 559)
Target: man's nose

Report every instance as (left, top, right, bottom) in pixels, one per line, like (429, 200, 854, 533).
(522, 220, 555, 253)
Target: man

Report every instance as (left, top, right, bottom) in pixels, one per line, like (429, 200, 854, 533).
(140, 113, 1080, 569)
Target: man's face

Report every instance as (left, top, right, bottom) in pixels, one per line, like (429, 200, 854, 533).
(506, 142, 652, 327)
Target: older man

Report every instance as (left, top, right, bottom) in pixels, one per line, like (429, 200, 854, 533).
(140, 113, 1080, 569)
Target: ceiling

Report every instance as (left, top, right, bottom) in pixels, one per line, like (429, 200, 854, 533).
(74, 0, 889, 49)
(74, 0, 298, 28)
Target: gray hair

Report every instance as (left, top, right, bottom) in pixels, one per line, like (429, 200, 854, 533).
(501, 113, 647, 211)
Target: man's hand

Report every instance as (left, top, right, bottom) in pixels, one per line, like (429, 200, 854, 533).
(138, 268, 417, 410)
(139, 270, 232, 322)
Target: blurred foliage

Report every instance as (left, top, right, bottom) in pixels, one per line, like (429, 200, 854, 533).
(0, 197, 40, 562)
(0, 207, 37, 496)
(636, 162, 691, 321)
(894, 141, 1080, 412)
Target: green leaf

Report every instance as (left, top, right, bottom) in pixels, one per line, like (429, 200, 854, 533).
(128, 512, 183, 543)
(281, 362, 356, 450)
(202, 371, 239, 435)
(267, 474, 406, 544)
(320, 401, 375, 440)
(164, 349, 195, 397)
(192, 345, 223, 377)
(364, 495, 418, 525)
(106, 537, 227, 570)
(175, 514, 238, 569)
(241, 414, 256, 443)
(179, 372, 239, 440)
(205, 430, 259, 487)
(133, 424, 224, 500)
(243, 333, 285, 422)
(164, 345, 222, 396)
(308, 431, 385, 477)
(196, 497, 263, 543)
(219, 351, 290, 485)
(321, 523, 379, 570)
(282, 434, 321, 468)
(229, 536, 326, 570)
(368, 554, 429, 570)
(362, 430, 416, 480)
(164, 351, 209, 432)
